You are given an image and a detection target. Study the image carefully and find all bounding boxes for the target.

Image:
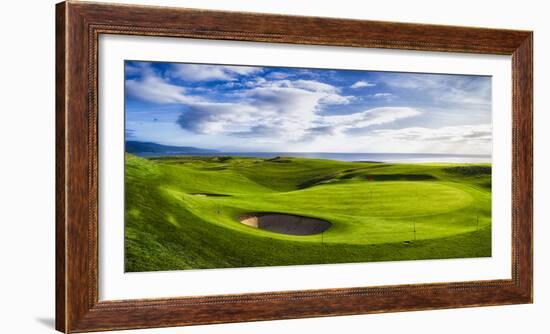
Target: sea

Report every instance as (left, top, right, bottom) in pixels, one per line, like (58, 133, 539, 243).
(133, 151, 491, 163)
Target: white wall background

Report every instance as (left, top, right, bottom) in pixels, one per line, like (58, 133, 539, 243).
(0, 0, 546, 333)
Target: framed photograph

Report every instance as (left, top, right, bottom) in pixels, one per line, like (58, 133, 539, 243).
(56, 1, 532, 332)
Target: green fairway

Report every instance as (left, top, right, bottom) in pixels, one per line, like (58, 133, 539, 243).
(125, 154, 491, 272)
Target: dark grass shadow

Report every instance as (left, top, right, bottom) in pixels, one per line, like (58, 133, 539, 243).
(356, 173, 436, 181)
(444, 165, 491, 176)
(298, 172, 437, 189)
(189, 193, 232, 197)
(264, 156, 292, 163)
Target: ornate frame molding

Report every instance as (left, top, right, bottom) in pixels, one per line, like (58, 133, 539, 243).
(56, 1, 532, 332)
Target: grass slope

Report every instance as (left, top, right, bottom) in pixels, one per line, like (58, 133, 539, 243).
(125, 154, 491, 272)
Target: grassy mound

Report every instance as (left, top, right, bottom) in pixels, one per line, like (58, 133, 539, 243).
(125, 154, 491, 272)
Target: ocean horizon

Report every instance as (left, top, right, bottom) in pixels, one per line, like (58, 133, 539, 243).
(130, 151, 491, 163)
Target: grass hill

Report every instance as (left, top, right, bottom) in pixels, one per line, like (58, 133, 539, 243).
(125, 154, 491, 272)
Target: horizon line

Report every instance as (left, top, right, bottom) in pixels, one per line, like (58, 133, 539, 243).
(125, 140, 490, 156)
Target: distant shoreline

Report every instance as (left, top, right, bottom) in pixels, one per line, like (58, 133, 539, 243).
(128, 151, 491, 164)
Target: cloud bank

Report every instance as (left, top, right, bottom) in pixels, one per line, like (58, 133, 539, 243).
(124, 61, 492, 154)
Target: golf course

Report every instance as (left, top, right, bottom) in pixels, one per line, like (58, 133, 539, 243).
(125, 153, 492, 272)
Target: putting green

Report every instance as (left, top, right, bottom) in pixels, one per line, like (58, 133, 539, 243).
(125, 154, 492, 271)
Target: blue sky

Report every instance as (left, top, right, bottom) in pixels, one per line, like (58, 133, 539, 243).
(125, 61, 492, 154)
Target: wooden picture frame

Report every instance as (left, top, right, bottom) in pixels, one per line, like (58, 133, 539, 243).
(56, 1, 533, 332)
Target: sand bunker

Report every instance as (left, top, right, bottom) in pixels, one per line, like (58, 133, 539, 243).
(239, 213, 331, 236)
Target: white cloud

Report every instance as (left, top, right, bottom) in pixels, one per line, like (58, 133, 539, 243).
(382, 73, 491, 107)
(292, 79, 339, 93)
(126, 74, 203, 104)
(178, 79, 352, 141)
(267, 71, 291, 79)
(244, 77, 268, 87)
(294, 123, 491, 154)
(173, 78, 423, 144)
(351, 80, 376, 88)
(127, 65, 421, 143)
(320, 107, 421, 130)
(382, 73, 444, 89)
(373, 124, 492, 143)
(437, 86, 491, 106)
(177, 102, 259, 135)
(126, 63, 492, 154)
(126, 67, 422, 145)
(124, 63, 142, 75)
(167, 64, 262, 81)
(373, 93, 393, 99)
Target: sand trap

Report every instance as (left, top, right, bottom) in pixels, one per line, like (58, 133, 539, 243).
(239, 213, 331, 236)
